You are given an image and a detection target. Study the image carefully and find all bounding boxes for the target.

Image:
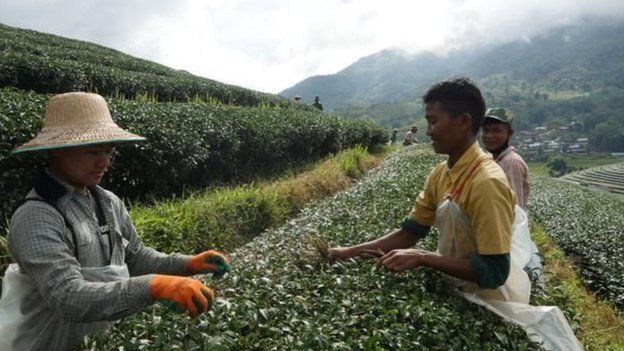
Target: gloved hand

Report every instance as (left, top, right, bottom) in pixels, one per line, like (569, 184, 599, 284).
(188, 250, 231, 278)
(149, 275, 214, 317)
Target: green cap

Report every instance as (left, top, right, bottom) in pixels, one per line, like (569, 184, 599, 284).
(485, 107, 513, 126)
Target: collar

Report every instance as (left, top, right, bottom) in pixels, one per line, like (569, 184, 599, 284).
(496, 145, 516, 162)
(445, 142, 487, 185)
(43, 168, 88, 196)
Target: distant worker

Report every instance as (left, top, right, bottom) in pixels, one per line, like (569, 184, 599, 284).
(312, 96, 323, 111)
(0, 92, 231, 350)
(390, 129, 399, 145)
(481, 108, 529, 210)
(403, 125, 419, 146)
(482, 107, 543, 290)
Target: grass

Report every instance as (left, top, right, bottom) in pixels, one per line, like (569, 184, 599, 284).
(131, 145, 388, 254)
(528, 153, 623, 177)
(530, 222, 624, 350)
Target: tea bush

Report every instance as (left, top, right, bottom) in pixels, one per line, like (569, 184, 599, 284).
(84, 145, 543, 350)
(0, 23, 297, 107)
(0, 88, 387, 232)
(529, 177, 624, 310)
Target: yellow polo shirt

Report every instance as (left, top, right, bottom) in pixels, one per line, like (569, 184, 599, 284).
(407, 142, 515, 255)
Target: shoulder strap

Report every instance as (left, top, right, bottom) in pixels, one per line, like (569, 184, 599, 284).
(14, 197, 79, 260)
(89, 188, 113, 259)
(88, 189, 107, 229)
(450, 157, 491, 200)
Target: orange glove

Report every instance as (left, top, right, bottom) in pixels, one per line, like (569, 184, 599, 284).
(188, 250, 231, 278)
(149, 275, 214, 317)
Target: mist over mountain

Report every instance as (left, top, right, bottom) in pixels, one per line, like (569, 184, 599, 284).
(280, 21, 624, 151)
(282, 21, 624, 111)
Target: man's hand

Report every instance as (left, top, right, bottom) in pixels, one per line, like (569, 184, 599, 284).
(188, 250, 231, 278)
(326, 246, 355, 261)
(327, 247, 386, 261)
(377, 249, 436, 272)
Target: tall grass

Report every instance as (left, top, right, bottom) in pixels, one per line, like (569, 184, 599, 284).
(131, 146, 383, 254)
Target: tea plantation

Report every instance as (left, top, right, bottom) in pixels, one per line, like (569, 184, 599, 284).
(0, 23, 388, 231)
(530, 176, 624, 310)
(560, 162, 624, 196)
(0, 23, 291, 106)
(0, 89, 386, 231)
(84, 146, 544, 350)
(1, 20, 622, 350)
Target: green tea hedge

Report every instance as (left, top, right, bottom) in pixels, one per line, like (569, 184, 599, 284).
(0, 88, 387, 231)
(84, 146, 542, 350)
(0, 23, 296, 107)
(529, 177, 624, 310)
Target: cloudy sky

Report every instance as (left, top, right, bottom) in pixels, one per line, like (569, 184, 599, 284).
(1, 0, 623, 93)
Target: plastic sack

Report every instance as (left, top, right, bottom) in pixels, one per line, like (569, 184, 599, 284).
(0, 263, 129, 351)
(510, 205, 532, 269)
(512, 205, 545, 291)
(462, 293, 583, 351)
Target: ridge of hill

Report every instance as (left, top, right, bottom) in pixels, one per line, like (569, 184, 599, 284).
(281, 20, 624, 151)
(0, 23, 300, 108)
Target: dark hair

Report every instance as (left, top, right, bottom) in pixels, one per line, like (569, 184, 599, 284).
(422, 77, 485, 135)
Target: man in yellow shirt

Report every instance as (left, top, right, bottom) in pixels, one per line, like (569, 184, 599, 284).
(328, 77, 527, 302)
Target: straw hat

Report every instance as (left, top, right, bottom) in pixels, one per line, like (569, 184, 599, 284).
(12, 92, 145, 154)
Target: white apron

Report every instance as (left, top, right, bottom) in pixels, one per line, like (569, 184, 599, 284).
(435, 158, 582, 351)
(0, 264, 129, 351)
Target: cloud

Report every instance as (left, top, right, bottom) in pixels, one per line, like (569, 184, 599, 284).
(0, 0, 622, 93)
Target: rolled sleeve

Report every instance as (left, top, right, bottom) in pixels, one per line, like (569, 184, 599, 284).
(470, 252, 510, 289)
(400, 217, 430, 239)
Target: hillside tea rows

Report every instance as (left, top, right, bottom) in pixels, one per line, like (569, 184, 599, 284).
(85, 146, 543, 350)
(530, 177, 624, 310)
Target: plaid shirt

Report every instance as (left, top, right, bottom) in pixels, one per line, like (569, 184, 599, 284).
(7, 170, 190, 346)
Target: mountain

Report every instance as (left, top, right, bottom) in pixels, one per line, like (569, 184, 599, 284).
(280, 20, 624, 151)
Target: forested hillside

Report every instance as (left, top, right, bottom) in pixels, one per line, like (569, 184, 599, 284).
(282, 21, 624, 151)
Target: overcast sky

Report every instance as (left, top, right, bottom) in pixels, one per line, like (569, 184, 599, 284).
(1, 0, 623, 93)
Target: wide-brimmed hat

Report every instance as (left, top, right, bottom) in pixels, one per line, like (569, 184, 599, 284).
(12, 92, 146, 154)
(484, 107, 513, 126)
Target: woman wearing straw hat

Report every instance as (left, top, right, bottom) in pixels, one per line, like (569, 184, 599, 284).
(0, 92, 231, 351)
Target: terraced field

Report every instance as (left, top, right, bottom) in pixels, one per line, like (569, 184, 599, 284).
(530, 175, 624, 310)
(560, 162, 624, 195)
